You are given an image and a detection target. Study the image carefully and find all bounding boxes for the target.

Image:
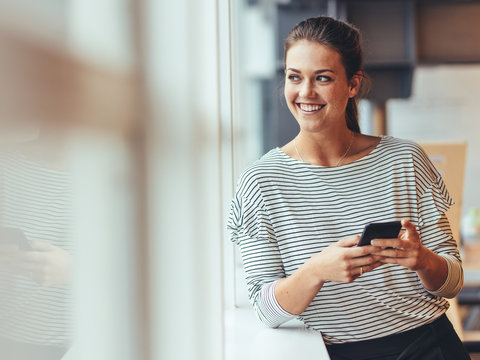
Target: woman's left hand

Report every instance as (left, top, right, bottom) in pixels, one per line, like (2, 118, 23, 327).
(371, 219, 428, 271)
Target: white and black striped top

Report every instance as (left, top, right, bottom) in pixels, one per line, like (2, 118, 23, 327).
(228, 136, 462, 344)
(0, 149, 72, 347)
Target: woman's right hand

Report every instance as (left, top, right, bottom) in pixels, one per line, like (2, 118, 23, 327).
(307, 236, 383, 283)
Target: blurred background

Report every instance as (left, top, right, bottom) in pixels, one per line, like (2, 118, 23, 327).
(1, 0, 480, 359)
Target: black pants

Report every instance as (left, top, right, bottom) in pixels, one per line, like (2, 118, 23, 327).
(0, 337, 68, 360)
(326, 315, 471, 360)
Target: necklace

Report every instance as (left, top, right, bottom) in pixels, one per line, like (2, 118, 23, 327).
(294, 132, 355, 167)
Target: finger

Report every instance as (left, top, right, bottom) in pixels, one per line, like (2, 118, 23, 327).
(373, 248, 409, 258)
(28, 239, 54, 252)
(370, 238, 415, 250)
(348, 255, 383, 268)
(401, 219, 418, 237)
(345, 244, 383, 258)
(379, 257, 410, 266)
(357, 261, 383, 276)
(369, 260, 384, 270)
(337, 236, 360, 247)
(14, 251, 48, 264)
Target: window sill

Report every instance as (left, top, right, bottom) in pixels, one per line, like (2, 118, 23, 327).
(225, 306, 330, 360)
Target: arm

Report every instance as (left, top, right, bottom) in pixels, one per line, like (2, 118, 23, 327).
(415, 247, 448, 292)
(373, 218, 463, 298)
(229, 185, 295, 327)
(237, 231, 383, 324)
(420, 214, 463, 298)
(230, 178, 382, 322)
(275, 237, 383, 315)
(236, 231, 295, 328)
(393, 143, 463, 297)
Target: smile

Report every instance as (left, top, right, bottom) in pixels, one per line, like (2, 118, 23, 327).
(296, 103, 326, 113)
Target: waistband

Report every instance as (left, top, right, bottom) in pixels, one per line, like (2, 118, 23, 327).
(326, 314, 451, 358)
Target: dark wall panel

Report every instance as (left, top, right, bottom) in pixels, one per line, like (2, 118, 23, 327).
(418, 4, 480, 63)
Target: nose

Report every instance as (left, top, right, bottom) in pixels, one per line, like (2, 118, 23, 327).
(299, 79, 315, 98)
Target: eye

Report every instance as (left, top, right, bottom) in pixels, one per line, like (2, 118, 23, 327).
(316, 75, 331, 82)
(287, 74, 300, 81)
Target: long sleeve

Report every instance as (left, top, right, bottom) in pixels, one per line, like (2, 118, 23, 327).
(413, 145, 463, 298)
(228, 182, 295, 327)
(419, 214, 463, 298)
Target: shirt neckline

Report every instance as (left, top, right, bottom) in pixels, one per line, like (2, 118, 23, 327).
(275, 135, 388, 170)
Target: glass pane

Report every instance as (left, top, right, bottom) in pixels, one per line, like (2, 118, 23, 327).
(0, 2, 139, 359)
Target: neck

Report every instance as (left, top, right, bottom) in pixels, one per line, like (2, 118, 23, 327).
(295, 126, 354, 166)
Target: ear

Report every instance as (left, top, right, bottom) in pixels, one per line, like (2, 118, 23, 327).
(348, 71, 363, 98)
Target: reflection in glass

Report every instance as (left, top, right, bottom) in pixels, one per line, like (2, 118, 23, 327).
(0, 131, 73, 359)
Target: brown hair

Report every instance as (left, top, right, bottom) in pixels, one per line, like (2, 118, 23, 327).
(284, 16, 369, 133)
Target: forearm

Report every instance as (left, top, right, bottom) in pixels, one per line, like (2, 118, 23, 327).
(417, 248, 448, 291)
(424, 254, 463, 299)
(417, 216, 464, 298)
(274, 258, 324, 315)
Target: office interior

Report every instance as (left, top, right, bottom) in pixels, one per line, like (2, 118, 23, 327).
(1, 0, 480, 359)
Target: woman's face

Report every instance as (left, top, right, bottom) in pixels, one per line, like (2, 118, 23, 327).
(284, 40, 360, 133)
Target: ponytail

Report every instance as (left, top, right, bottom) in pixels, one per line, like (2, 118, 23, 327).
(346, 98, 360, 133)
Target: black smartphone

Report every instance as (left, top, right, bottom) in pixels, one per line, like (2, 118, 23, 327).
(357, 221, 402, 246)
(0, 227, 32, 250)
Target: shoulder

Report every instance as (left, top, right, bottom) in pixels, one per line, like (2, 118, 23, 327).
(235, 148, 290, 197)
(378, 136, 438, 179)
(377, 136, 430, 160)
(235, 148, 284, 190)
(379, 135, 421, 152)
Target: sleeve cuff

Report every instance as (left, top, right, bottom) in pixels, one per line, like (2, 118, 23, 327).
(254, 280, 296, 328)
(428, 254, 463, 299)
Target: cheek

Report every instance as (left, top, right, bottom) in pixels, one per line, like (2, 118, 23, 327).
(284, 84, 296, 103)
(327, 85, 350, 108)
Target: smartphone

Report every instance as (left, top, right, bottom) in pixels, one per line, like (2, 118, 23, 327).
(357, 221, 402, 246)
(0, 227, 32, 250)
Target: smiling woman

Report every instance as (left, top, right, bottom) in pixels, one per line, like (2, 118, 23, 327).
(228, 16, 469, 360)
(280, 17, 374, 167)
(284, 41, 355, 136)
(283, 39, 362, 169)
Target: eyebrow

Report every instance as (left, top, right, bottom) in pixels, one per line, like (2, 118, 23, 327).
(286, 67, 335, 74)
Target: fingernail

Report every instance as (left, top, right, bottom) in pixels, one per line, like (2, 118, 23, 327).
(371, 240, 378, 246)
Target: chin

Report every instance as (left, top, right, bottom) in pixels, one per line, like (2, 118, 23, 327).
(296, 118, 326, 133)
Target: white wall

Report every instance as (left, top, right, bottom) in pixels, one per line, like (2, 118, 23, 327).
(388, 64, 480, 213)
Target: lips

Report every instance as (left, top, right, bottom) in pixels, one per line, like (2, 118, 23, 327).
(296, 103, 326, 113)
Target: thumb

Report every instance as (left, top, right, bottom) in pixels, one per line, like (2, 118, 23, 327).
(401, 219, 417, 235)
(337, 236, 360, 247)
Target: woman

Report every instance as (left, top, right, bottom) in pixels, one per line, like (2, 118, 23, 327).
(228, 16, 469, 359)
(0, 115, 73, 360)
(0, 143, 73, 360)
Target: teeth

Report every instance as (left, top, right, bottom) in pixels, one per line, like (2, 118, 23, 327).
(299, 103, 323, 112)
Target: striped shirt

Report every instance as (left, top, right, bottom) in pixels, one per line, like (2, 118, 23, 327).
(0, 149, 72, 347)
(228, 136, 463, 344)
